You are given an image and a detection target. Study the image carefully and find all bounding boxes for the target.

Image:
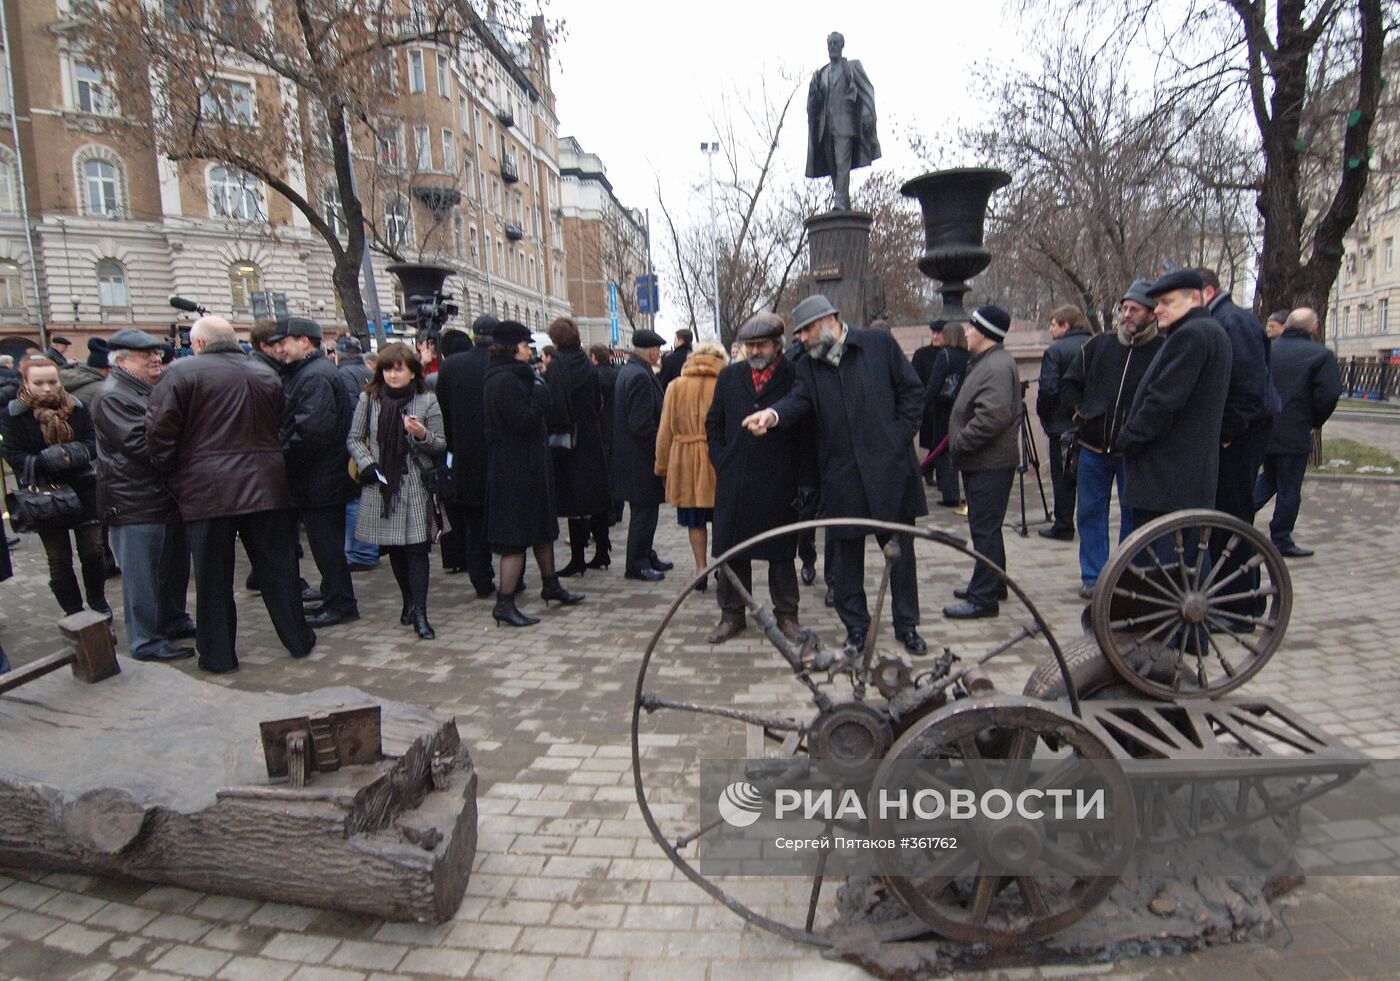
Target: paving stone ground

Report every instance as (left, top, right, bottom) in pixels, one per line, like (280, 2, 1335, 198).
(2, 462, 1399, 980)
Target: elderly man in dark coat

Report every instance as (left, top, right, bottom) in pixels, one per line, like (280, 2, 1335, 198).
(89, 328, 196, 662)
(435, 313, 499, 596)
(1253, 307, 1342, 557)
(613, 329, 671, 581)
(743, 294, 927, 656)
(705, 313, 815, 644)
(1116, 270, 1232, 527)
(271, 316, 359, 627)
(147, 316, 314, 673)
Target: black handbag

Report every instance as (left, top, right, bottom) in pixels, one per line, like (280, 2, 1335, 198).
(5, 458, 83, 532)
(419, 459, 455, 499)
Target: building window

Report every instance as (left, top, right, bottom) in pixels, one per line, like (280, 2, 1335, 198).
(474, 109, 482, 146)
(436, 52, 449, 98)
(0, 259, 21, 307)
(464, 160, 473, 198)
(376, 121, 402, 170)
(199, 78, 254, 125)
(96, 259, 128, 308)
(1386, 237, 1394, 272)
(1359, 306, 1369, 335)
(371, 53, 398, 92)
(408, 50, 425, 93)
(1389, 178, 1398, 211)
(1343, 306, 1352, 335)
(74, 64, 112, 115)
(1382, 298, 1391, 335)
(452, 213, 463, 255)
(441, 130, 455, 172)
(488, 122, 495, 157)
(322, 185, 344, 239)
(469, 225, 478, 261)
(228, 261, 261, 310)
(459, 95, 469, 132)
(413, 125, 431, 170)
(208, 165, 259, 220)
(0, 156, 15, 213)
(384, 195, 411, 249)
(84, 159, 119, 216)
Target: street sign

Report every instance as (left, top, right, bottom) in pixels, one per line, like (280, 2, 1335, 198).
(608, 282, 619, 346)
(636, 274, 660, 314)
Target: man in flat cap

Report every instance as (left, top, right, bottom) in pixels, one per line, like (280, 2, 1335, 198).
(271, 316, 359, 628)
(1116, 269, 1232, 527)
(743, 294, 927, 656)
(614, 329, 672, 581)
(704, 312, 816, 643)
(90, 328, 196, 662)
(44, 334, 73, 367)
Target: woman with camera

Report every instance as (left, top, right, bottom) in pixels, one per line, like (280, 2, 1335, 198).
(346, 343, 446, 639)
(0, 354, 109, 617)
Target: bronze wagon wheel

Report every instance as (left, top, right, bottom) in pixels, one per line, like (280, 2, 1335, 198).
(1090, 510, 1292, 700)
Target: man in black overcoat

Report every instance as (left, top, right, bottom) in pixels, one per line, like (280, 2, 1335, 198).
(435, 313, 499, 597)
(658, 329, 693, 388)
(705, 313, 815, 644)
(743, 294, 927, 656)
(1253, 307, 1342, 557)
(911, 320, 945, 483)
(271, 316, 359, 627)
(614, 330, 670, 581)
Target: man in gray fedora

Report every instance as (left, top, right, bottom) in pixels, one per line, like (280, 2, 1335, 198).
(742, 294, 927, 656)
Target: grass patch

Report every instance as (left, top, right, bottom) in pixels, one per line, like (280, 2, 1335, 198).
(1309, 437, 1400, 476)
(1335, 398, 1400, 413)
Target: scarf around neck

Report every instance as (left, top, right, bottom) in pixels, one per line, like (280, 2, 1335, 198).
(376, 384, 416, 517)
(18, 385, 75, 445)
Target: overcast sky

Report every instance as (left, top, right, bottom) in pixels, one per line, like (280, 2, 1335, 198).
(543, 0, 1032, 333)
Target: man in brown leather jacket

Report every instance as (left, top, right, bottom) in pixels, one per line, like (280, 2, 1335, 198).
(147, 316, 314, 673)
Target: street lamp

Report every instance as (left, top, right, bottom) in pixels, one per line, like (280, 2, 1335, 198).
(700, 141, 721, 344)
(69, 294, 80, 322)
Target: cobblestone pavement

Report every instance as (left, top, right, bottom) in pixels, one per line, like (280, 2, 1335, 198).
(2, 477, 1400, 980)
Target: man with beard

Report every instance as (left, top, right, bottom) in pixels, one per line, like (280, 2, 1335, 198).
(90, 329, 196, 662)
(704, 313, 815, 643)
(1058, 280, 1165, 597)
(742, 294, 927, 656)
(269, 316, 359, 628)
(614, 330, 672, 581)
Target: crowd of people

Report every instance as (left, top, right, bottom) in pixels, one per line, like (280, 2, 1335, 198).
(0, 265, 1345, 671)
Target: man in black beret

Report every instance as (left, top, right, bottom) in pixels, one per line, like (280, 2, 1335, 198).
(435, 312, 499, 594)
(1116, 269, 1232, 527)
(742, 294, 928, 656)
(272, 316, 360, 628)
(614, 329, 671, 581)
(44, 335, 73, 366)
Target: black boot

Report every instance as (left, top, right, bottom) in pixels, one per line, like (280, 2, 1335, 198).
(492, 592, 540, 627)
(49, 573, 84, 616)
(541, 575, 584, 607)
(586, 537, 611, 570)
(412, 608, 435, 640)
(81, 565, 112, 617)
(558, 519, 589, 578)
(400, 599, 413, 625)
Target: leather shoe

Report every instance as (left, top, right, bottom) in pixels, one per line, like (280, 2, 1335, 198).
(199, 660, 239, 674)
(1276, 542, 1314, 558)
(944, 600, 999, 620)
(135, 645, 195, 662)
(776, 616, 803, 643)
(843, 633, 867, 655)
(824, 586, 836, 608)
(306, 610, 360, 628)
(1038, 528, 1074, 542)
(625, 566, 665, 582)
(935, 500, 961, 508)
(167, 621, 197, 640)
(300, 585, 322, 603)
(1078, 583, 1096, 600)
(707, 619, 746, 644)
(955, 585, 1008, 601)
(895, 629, 928, 656)
(474, 581, 497, 599)
(800, 563, 816, 586)
(648, 553, 674, 572)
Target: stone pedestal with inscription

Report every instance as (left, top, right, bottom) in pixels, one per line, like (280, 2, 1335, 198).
(804, 210, 879, 328)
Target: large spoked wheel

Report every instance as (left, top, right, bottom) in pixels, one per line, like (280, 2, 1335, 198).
(1091, 510, 1292, 700)
(631, 518, 1074, 946)
(867, 696, 1135, 946)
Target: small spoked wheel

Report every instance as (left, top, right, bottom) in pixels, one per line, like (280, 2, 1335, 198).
(867, 696, 1135, 946)
(1091, 510, 1291, 700)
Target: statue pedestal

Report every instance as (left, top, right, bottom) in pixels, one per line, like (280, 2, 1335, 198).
(805, 210, 877, 328)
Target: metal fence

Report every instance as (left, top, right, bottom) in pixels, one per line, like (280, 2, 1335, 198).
(1340, 357, 1400, 401)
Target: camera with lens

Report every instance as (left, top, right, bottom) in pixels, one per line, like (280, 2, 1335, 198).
(410, 292, 459, 338)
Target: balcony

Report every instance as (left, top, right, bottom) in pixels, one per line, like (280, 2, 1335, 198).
(495, 105, 514, 128)
(505, 223, 524, 241)
(500, 156, 519, 184)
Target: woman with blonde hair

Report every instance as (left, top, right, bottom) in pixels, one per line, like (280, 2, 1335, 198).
(655, 341, 728, 587)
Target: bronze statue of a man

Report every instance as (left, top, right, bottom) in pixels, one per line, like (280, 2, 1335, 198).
(806, 31, 881, 212)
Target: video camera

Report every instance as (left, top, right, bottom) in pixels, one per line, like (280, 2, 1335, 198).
(409, 292, 459, 339)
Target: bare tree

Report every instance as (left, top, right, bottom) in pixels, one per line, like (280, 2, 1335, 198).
(80, 0, 547, 338)
(852, 170, 937, 322)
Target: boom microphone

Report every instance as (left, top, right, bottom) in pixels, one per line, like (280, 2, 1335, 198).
(168, 295, 206, 315)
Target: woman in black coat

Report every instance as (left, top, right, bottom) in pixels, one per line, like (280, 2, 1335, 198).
(0, 355, 109, 616)
(924, 322, 971, 508)
(545, 318, 611, 576)
(483, 321, 584, 627)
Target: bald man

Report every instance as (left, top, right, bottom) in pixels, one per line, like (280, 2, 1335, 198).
(148, 315, 315, 672)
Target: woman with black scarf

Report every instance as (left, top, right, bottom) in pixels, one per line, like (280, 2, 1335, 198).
(346, 343, 446, 638)
(483, 321, 584, 626)
(0, 355, 108, 616)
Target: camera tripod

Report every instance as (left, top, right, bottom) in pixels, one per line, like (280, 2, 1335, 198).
(1016, 381, 1050, 537)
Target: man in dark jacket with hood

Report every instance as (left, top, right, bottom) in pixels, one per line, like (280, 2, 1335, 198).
(1117, 270, 1232, 525)
(272, 316, 359, 627)
(90, 328, 196, 662)
(742, 294, 927, 655)
(435, 312, 498, 596)
(614, 329, 671, 581)
(1036, 305, 1093, 540)
(147, 317, 314, 672)
(1059, 279, 1165, 596)
(1253, 307, 1341, 557)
